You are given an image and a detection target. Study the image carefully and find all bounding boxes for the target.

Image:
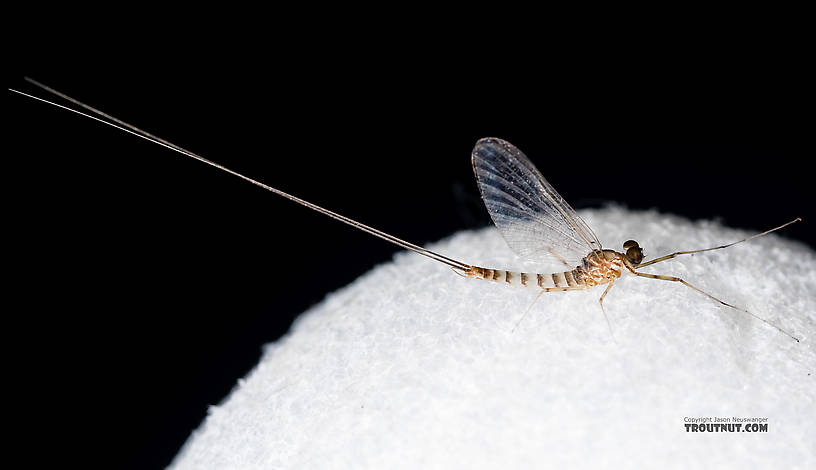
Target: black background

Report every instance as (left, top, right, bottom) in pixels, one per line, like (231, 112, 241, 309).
(7, 27, 812, 469)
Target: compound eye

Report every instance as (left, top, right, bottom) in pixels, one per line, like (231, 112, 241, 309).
(626, 246, 644, 265)
(623, 240, 639, 250)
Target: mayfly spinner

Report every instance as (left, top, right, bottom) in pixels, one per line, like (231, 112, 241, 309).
(10, 79, 802, 342)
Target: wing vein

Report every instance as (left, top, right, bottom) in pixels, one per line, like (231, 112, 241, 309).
(472, 138, 600, 268)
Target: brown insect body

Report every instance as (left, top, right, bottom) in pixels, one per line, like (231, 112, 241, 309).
(9, 82, 800, 340)
(577, 249, 626, 287)
(462, 245, 638, 292)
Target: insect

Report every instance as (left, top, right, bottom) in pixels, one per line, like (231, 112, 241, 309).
(10, 78, 801, 341)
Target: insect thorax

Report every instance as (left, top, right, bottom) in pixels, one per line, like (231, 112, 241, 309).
(576, 250, 625, 286)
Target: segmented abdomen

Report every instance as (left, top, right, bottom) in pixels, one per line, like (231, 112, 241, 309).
(464, 266, 586, 289)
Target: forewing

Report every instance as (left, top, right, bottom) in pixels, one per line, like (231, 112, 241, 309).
(472, 138, 601, 267)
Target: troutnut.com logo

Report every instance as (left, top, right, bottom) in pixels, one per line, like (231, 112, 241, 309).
(684, 417, 768, 432)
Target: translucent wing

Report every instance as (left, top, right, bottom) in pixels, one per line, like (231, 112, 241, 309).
(472, 138, 601, 267)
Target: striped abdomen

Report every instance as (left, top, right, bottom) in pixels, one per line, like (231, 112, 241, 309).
(464, 266, 586, 290)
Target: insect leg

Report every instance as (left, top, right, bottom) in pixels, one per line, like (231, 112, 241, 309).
(547, 248, 573, 269)
(631, 271, 799, 341)
(598, 280, 616, 340)
(636, 218, 801, 269)
(512, 289, 546, 333)
(511, 285, 589, 332)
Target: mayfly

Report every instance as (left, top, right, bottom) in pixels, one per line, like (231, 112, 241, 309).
(10, 79, 802, 341)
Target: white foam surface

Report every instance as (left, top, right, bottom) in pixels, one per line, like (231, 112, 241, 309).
(169, 207, 816, 470)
